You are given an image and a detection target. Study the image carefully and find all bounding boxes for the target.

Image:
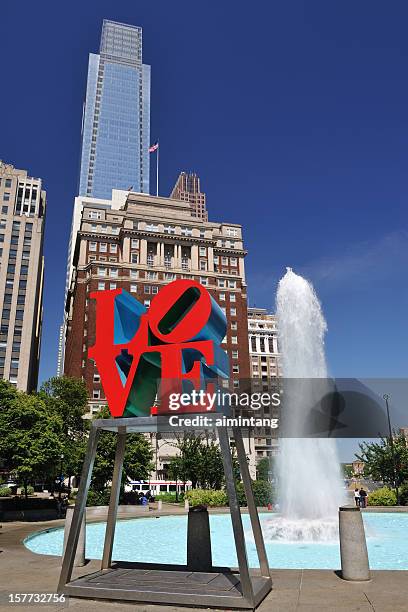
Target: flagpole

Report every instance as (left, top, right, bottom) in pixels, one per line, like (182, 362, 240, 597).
(156, 140, 159, 197)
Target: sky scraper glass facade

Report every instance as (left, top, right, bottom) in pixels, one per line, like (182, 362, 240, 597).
(79, 20, 151, 198)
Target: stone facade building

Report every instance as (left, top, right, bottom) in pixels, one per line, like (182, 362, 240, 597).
(248, 307, 282, 459)
(0, 161, 46, 391)
(63, 188, 250, 415)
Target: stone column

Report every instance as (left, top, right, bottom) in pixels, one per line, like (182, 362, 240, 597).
(63, 506, 86, 567)
(140, 239, 147, 265)
(339, 506, 370, 581)
(207, 246, 214, 272)
(191, 245, 199, 271)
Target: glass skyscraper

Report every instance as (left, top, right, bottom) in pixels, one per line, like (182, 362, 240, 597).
(79, 20, 151, 198)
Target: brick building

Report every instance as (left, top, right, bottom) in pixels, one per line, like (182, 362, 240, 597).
(170, 172, 208, 221)
(63, 188, 250, 415)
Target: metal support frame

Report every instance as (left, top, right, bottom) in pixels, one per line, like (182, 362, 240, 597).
(57, 417, 272, 610)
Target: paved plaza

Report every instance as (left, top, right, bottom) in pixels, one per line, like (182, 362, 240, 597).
(1, 506, 408, 612)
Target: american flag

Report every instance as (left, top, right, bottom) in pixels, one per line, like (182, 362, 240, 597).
(149, 142, 159, 153)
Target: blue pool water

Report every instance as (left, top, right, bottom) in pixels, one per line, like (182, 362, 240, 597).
(24, 512, 408, 570)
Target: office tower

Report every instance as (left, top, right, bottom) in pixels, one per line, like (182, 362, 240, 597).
(248, 307, 282, 459)
(63, 189, 250, 413)
(0, 161, 46, 391)
(79, 20, 151, 199)
(170, 172, 208, 221)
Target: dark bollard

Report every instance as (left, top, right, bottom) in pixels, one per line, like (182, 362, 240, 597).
(187, 505, 212, 572)
(339, 505, 370, 581)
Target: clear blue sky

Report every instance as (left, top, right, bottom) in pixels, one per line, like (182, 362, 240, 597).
(1, 2, 407, 459)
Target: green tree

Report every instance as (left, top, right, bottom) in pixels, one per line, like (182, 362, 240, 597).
(39, 376, 89, 488)
(356, 434, 408, 488)
(0, 383, 64, 498)
(90, 406, 154, 492)
(168, 433, 242, 490)
(256, 457, 272, 481)
(342, 463, 354, 478)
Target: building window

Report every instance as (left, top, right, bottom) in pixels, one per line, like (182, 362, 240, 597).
(89, 242, 97, 251)
(98, 267, 107, 276)
(109, 268, 118, 277)
(230, 294, 236, 302)
(144, 285, 151, 294)
(93, 374, 101, 382)
(109, 283, 117, 290)
(93, 390, 100, 399)
(146, 271, 158, 279)
(181, 227, 192, 236)
(228, 280, 237, 289)
(131, 239, 139, 248)
(98, 282, 105, 290)
(230, 257, 237, 266)
(233, 365, 239, 374)
(230, 308, 237, 316)
(199, 277, 208, 286)
(219, 293, 225, 301)
(131, 253, 138, 264)
(164, 225, 175, 234)
(199, 247, 206, 256)
(231, 322, 237, 330)
(110, 244, 117, 253)
(130, 284, 137, 293)
(3, 193, 11, 202)
(218, 279, 226, 288)
(232, 350, 239, 359)
(130, 269, 138, 279)
(199, 260, 207, 271)
(146, 223, 158, 232)
(226, 227, 238, 237)
(5, 179, 12, 188)
(231, 336, 238, 344)
(144, 299, 151, 307)
(151, 286, 158, 294)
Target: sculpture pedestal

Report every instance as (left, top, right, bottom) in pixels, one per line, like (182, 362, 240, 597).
(57, 416, 272, 610)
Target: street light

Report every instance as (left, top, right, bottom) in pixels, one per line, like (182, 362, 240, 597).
(383, 394, 399, 505)
(58, 453, 64, 500)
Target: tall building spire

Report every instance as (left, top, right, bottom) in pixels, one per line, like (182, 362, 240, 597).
(170, 172, 208, 221)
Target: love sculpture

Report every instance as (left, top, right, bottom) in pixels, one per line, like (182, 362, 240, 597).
(58, 280, 271, 610)
(89, 279, 229, 417)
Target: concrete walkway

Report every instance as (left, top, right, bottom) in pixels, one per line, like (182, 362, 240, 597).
(1, 506, 407, 611)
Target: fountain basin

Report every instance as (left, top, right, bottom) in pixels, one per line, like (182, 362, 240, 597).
(24, 512, 408, 570)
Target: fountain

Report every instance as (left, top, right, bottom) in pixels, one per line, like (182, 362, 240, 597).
(263, 267, 345, 542)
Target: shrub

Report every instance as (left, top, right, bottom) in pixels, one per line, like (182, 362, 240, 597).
(185, 489, 228, 507)
(86, 488, 111, 507)
(0, 487, 12, 497)
(26, 485, 34, 495)
(236, 480, 274, 507)
(155, 492, 185, 503)
(398, 482, 408, 506)
(367, 487, 397, 506)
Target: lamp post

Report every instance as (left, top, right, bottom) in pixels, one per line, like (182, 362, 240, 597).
(59, 453, 64, 500)
(383, 394, 399, 505)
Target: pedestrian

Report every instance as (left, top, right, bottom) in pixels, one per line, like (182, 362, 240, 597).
(140, 495, 148, 506)
(354, 488, 360, 507)
(359, 488, 367, 509)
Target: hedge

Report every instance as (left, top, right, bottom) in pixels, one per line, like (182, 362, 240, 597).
(185, 489, 228, 507)
(367, 486, 397, 506)
(0, 487, 12, 497)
